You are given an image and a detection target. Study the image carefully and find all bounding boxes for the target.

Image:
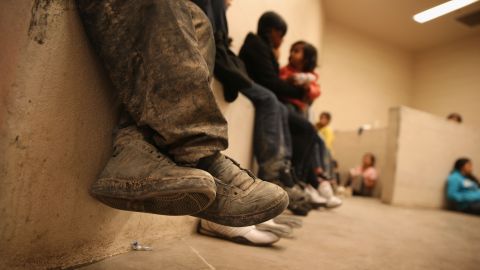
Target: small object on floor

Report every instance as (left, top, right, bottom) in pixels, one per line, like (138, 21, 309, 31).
(273, 214, 303, 228)
(131, 241, 153, 251)
(197, 219, 280, 246)
(256, 219, 293, 238)
(318, 181, 343, 209)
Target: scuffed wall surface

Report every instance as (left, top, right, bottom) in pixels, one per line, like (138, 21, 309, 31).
(0, 1, 251, 269)
(383, 107, 480, 208)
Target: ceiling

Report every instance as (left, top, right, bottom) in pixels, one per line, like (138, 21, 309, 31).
(324, 0, 480, 51)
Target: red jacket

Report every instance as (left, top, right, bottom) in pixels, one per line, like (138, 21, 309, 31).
(280, 65, 321, 111)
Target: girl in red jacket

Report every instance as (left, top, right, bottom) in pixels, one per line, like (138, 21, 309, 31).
(280, 41, 320, 117)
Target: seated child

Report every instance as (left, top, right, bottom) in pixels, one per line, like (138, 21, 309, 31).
(280, 41, 320, 116)
(316, 112, 334, 153)
(347, 153, 378, 196)
(446, 158, 480, 215)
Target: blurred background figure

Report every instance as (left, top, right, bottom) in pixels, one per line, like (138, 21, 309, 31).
(346, 153, 378, 197)
(446, 158, 480, 216)
(447, 113, 463, 123)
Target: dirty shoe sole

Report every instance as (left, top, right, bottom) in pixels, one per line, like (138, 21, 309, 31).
(194, 190, 289, 227)
(91, 177, 216, 215)
(197, 222, 278, 247)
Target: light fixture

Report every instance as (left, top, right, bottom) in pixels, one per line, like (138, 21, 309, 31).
(413, 0, 479, 23)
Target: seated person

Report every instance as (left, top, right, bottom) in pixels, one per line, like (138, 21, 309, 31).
(446, 158, 480, 215)
(279, 41, 320, 117)
(316, 112, 334, 153)
(239, 12, 342, 209)
(346, 153, 378, 196)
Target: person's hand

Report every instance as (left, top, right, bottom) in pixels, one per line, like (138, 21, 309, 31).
(286, 75, 297, 85)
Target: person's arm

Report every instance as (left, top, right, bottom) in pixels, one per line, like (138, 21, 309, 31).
(363, 168, 377, 187)
(307, 80, 321, 103)
(213, 32, 252, 102)
(447, 175, 480, 203)
(321, 127, 334, 151)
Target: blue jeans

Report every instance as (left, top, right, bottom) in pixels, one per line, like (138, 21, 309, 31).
(240, 83, 293, 186)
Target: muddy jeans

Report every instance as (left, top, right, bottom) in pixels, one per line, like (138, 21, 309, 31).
(77, 0, 228, 165)
(240, 83, 293, 186)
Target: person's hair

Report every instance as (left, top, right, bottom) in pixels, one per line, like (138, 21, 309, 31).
(291, 41, 317, 72)
(447, 113, 463, 123)
(364, 153, 376, 167)
(453, 158, 479, 184)
(320, 112, 331, 122)
(258, 11, 288, 39)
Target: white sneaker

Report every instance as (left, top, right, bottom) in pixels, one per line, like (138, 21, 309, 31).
(305, 184, 328, 207)
(318, 181, 343, 209)
(198, 219, 280, 246)
(273, 214, 303, 229)
(256, 219, 293, 238)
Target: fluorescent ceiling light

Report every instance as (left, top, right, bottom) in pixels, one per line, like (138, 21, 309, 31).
(413, 0, 479, 23)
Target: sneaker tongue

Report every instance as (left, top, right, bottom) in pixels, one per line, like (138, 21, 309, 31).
(213, 155, 255, 190)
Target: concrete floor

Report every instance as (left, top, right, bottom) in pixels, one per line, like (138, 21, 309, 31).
(78, 198, 480, 270)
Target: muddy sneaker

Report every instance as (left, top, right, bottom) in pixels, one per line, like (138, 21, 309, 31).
(288, 199, 312, 216)
(90, 127, 216, 215)
(282, 184, 312, 215)
(198, 219, 280, 246)
(194, 153, 289, 227)
(256, 219, 293, 238)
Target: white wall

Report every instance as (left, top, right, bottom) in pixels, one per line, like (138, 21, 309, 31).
(382, 107, 480, 208)
(311, 22, 414, 131)
(226, 0, 325, 66)
(412, 36, 480, 127)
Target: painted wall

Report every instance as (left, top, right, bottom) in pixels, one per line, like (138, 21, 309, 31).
(382, 107, 480, 208)
(311, 22, 414, 131)
(226, 0, 325, 66)
(0, 1, 254, 269)
(411, 36, 480, 127)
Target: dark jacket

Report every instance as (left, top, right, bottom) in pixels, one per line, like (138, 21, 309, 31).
(239, 33, 304, 100)
(191, 0, 252, 102)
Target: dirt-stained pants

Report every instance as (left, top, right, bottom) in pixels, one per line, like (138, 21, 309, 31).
(77, 0, 228, 165)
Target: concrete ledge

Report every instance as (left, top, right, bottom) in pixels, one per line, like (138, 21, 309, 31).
(0, 1, 255, 269)
(382, 106, 480, 208)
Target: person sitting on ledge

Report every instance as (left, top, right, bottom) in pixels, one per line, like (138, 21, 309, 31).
(446, 158, 480, 216)
(76, 0, 288, 228)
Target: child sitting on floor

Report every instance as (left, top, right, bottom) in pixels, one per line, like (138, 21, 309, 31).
(346, 153, 379, 196)
(446, 158, 480, 215)
(280, 41, 320, 117)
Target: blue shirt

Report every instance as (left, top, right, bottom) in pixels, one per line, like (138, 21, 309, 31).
(446, 171, 480, 209)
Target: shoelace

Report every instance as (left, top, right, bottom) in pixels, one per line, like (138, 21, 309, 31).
(224, 156, 257, 180)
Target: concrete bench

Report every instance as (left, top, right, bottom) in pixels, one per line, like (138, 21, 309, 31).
(0, 2, 255, 268)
